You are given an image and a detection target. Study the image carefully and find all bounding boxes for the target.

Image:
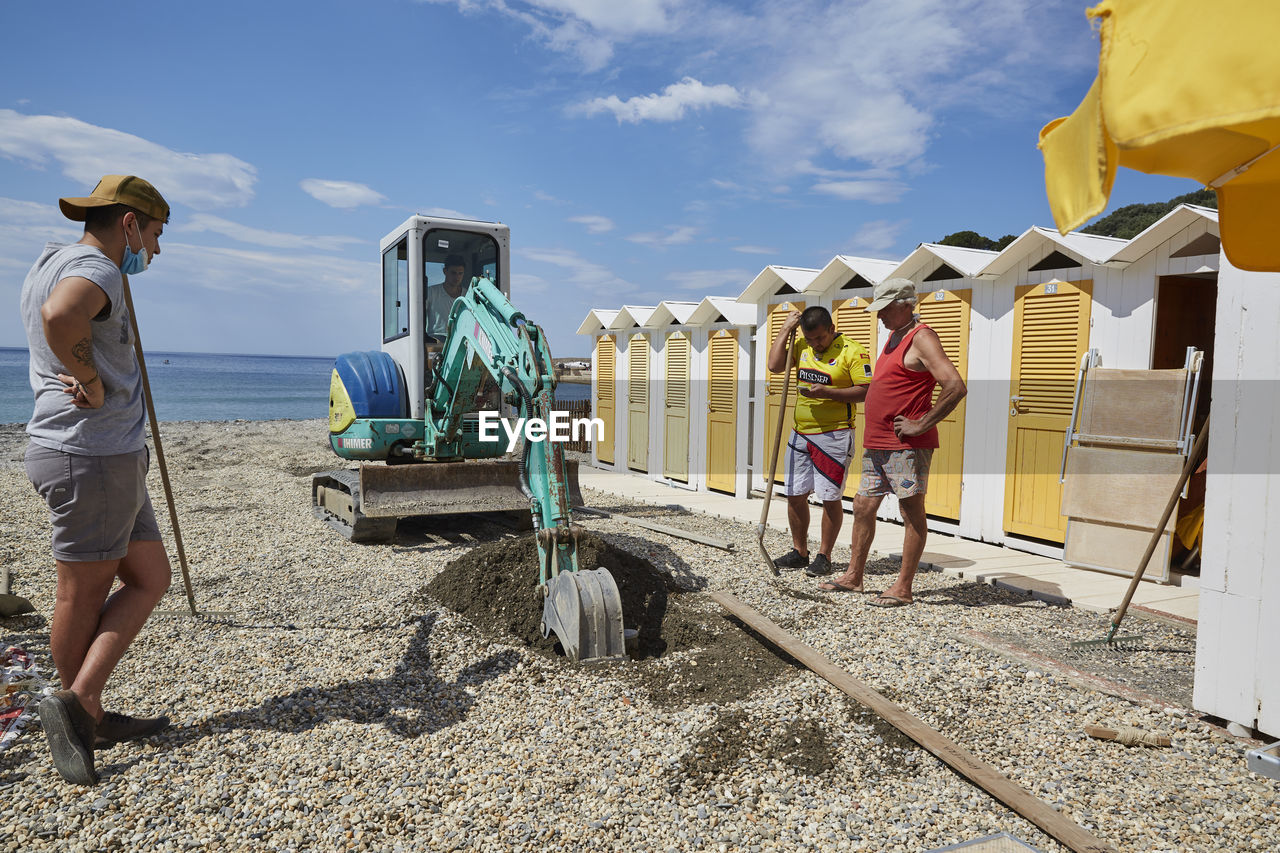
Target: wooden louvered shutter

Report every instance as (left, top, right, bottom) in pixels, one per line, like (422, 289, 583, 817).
(594, 335, 615, 464)
(916, 289, 971, 520)
(628, 335, 649, 404)
(663, 334, 691, 482)
(627, 335, 649, 471)
(833, 298, 875, 354)
(706, 330, 738, 493)
(1004, 279, 1092, 542)
(665, 335, 689, 409)
(596, 336, 614, 401)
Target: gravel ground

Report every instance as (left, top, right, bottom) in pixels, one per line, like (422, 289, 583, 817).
(1, 420, 1275, 852)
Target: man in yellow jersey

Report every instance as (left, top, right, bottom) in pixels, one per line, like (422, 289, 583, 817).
(766, 306, 872, 576)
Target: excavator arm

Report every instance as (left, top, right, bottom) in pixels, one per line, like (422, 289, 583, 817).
(419, 277, 626, 663)
(425, 277, 578, 578)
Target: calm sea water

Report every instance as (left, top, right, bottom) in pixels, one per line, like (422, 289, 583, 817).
(0, 347, 589, 425)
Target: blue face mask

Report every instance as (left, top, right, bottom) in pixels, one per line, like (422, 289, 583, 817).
(121, 220, 150, 275)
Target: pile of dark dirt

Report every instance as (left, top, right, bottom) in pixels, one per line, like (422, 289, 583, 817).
(420, 532, 803, 707)
(678, 709, 835, 783)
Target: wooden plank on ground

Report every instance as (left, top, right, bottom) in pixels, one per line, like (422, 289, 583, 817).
(577, 507, 735, 551)
(709, 591, 1116, 853)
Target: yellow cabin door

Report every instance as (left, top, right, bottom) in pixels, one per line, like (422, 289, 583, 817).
(833, 297, 877, 499)
(764, 301, 803, 485)
(663, 333, 691, 482)
(627, 334, 649, 472)
(706, 329, 738, 494)
(595, 335, 615, 464)
(916, 289, 971, 520)
(1003, 280, 1092, 543)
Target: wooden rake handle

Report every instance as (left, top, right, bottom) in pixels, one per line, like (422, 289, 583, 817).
(1108, 414, 1210, 640)
(121, 274, 198, 616)
(756, 328, 796, 576)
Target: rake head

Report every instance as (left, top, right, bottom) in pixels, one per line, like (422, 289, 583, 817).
(1070, 634, 1145, 651)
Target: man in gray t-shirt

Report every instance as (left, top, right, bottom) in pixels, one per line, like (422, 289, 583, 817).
(20, 175, 175, 785)
(424, 252, 470, 339)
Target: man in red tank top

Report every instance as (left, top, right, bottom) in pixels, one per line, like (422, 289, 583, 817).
(817, 279, 966, 606)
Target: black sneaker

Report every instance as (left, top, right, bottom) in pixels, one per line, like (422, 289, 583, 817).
(773, 549, 810, 570)
(804, 553, 834, 577)
(95, 711, 171, 748)
(37, 690, 98, 785)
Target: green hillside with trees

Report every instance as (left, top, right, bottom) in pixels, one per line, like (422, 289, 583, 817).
(936, 188, 1217, 248)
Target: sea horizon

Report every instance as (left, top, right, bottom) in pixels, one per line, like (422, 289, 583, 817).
(0, 346, 589, 425)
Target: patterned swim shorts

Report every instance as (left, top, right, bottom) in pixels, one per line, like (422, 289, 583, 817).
(859, 448, 934, 499)
(782, 429, 853, 503)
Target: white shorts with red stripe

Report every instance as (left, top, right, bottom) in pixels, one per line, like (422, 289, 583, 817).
(781, 428, 853, 502)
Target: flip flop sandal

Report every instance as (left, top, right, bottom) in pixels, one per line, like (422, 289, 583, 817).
(817, 580, 863, 593)
(867, 593, 912, 608)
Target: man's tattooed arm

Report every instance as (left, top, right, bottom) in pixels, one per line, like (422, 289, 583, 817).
(71, 336, 95, 370)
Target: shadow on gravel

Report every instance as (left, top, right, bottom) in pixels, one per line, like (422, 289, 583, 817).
(119, 613, 515, 780)
(912, 581, 1044, 609)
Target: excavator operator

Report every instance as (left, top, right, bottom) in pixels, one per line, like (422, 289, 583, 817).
(425, 253, 469, 339)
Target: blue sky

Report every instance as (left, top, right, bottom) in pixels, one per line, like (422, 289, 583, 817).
(1, 0, 1198, 358)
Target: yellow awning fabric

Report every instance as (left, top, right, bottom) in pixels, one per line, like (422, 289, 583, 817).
(1040, 0, 1280, 270)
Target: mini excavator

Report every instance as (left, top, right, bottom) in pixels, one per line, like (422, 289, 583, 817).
(312, 216, 625, 663)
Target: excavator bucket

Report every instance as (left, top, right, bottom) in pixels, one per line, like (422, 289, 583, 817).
(312, 459, 584, 542)
(360, 459, 584, 517)
(541, 568, 627, 663)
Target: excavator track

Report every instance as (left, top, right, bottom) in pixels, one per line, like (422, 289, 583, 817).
(311, 468, 398, 543)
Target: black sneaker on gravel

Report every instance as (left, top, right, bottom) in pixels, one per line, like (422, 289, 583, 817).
(773, 548, 810, 570)
(95, 711, 171, 748)
(37, 690, 98, 785)
(804, 553, 834, 576)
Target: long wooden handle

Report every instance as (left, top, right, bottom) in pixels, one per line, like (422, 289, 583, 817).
(1109, 415, 1210, 638)
(121, 275, 197, 616)
(759, 328, 796, 528)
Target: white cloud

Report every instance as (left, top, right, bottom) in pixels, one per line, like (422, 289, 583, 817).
(845, 219, 908, 255)
(180, 214, 364, 251)
(627, 225, 698, 247)
(520, 247, 633, 297)
(811, 179, 908, 203)
(573, 77, 748, 123)
(732, 245, 777, 255)
(478, 0, 1070, 182)
(665, 268, 752, 293)
(155, 242, 371, 295)
(420, 206, 482, 221)
(512, 271, 551, 294)
(422, 0, 681, 71)
(299, 178, 387, 209)
(569, 214, 615, 233)
(0, 109, 256, 210)
(0, 197, 373, 350)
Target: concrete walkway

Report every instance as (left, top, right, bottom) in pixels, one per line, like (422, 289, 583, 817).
(577, 466, 1199, 626)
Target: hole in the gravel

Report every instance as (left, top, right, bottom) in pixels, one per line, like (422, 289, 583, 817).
(420, 532, 804, 707)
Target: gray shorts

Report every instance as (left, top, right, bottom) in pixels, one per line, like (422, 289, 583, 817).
(859, 447, 934, 499)
(25, 443, 160, 562)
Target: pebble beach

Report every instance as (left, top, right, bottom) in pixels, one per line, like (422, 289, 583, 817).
(1, 420, 1275, 852)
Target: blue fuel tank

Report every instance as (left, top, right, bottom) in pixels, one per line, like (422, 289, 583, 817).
(333, 351, 407, 420)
